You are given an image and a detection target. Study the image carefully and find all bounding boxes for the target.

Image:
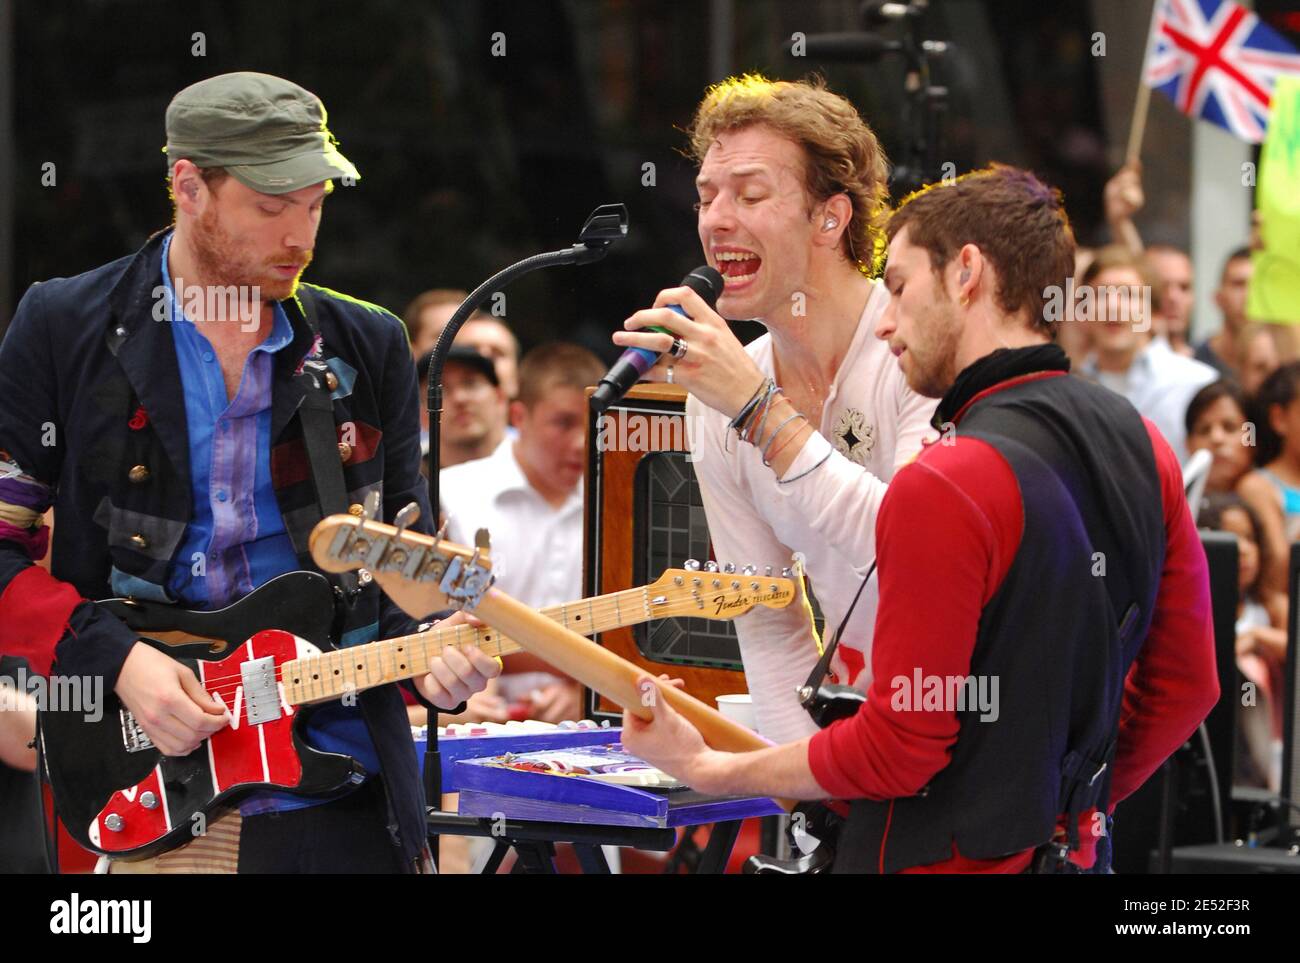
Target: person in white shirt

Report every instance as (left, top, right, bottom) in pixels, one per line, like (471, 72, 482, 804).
(440, 342, 606, 723)
(1077, 244, 1216, 462)
(611, 76, 937, 743)
(417, 345, 508, 471)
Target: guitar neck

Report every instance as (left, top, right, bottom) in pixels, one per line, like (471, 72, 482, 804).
(469, 586, 794, 810)
(281, 583, 662, 707)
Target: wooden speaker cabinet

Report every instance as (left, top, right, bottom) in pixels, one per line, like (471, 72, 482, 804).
(583, 384, 748, 720)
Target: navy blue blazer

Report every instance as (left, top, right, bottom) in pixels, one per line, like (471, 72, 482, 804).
(0, 230, 438, 863)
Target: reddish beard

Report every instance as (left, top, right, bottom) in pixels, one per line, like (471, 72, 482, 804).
(191, 204, 312, 304)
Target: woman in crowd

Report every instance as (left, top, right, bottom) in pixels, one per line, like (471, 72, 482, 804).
(1196, 493, 1285, 790)
(1185, 379, 1289, 626)
(1254, 363, 1300, 542)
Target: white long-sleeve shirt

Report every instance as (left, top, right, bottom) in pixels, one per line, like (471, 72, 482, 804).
(687, 280, 938, 743)
(440, 438, 584, 610)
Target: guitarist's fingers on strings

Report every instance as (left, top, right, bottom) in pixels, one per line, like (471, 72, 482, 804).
(415, 643, 503, 710)
(114, 642, 231, 757)
(619, 675, 710, 783)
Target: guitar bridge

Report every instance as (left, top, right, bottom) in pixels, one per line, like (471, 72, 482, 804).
(120, 708, 154, 753)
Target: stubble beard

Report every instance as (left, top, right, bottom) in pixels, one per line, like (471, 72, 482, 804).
(909, 295, 962, 399)
(191, 205, 310, 304)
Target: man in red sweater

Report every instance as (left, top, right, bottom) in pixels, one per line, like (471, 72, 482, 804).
(622, 164, 1220, 873)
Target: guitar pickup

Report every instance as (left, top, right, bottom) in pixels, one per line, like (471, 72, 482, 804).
(241, 656, 282, 726)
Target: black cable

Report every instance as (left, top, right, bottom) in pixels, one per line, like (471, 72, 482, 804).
(1256, 792, 1300, 817)
(34, 713, 58, 874)
(1195, 721, 1225, 844)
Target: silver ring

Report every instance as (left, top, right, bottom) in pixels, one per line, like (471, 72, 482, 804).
(670, 337, 688, 360)
(666, 366, 675, 384)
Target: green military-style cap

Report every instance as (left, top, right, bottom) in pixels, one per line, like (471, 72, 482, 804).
(164, 72, 359, 194)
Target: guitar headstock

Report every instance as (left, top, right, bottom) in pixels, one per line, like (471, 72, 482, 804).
(646, 560, 797, 619)
(308, 505, 493, 617)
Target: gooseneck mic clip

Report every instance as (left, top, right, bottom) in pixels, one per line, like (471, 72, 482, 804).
(421, 203, 627, 852)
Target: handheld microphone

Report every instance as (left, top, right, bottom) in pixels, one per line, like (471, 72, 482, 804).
(589, 265, 723, 414)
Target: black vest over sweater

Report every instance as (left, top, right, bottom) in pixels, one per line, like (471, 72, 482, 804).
(834, 357, 1167, 873)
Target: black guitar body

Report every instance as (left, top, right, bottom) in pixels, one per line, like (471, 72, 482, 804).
(744, 685, 866, 874)
(40, 571, 368, 859)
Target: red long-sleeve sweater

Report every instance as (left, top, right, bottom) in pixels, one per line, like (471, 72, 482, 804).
(807, 408, 1220, 873)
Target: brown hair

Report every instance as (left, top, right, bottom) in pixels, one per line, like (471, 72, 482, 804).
(403, 288, 479, 346)
(1236, 321, 1297, 370)
(1081, 244, 1163, 314)
(516, 342, 606, 408)
(886, 164, 1075, 333)
(687, 74, 890, 274)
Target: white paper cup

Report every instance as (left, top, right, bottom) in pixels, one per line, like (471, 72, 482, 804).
(715, 693, 757, 731)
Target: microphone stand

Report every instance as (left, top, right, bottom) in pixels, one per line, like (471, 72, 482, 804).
(421, 203, 627, 864)
(790, 3, 949, 197)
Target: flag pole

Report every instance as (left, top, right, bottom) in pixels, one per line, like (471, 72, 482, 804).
(1126, 0, 1162, 163)
(1127, 83, 1153, 163)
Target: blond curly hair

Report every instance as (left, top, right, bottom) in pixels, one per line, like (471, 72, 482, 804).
(686, 74, 891, 274)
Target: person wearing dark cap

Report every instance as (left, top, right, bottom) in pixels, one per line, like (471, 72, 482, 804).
(416, 346, 507, 472)
(0, 72, 498, 872)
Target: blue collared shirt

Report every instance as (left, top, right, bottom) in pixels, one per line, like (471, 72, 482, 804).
(162, 233, 298, 607)
(161, 233, 378, 814)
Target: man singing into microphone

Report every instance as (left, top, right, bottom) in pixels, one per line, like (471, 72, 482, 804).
(612, 75, 936, 742)
(620, 165, 1219, 873)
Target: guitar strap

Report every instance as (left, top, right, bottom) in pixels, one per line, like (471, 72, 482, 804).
(801, 559, 876, 702)
(294, 291, 359, 602)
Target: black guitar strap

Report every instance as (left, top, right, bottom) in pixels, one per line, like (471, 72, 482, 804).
(294, 292, 359, 601)
(801, 559, 876, 697)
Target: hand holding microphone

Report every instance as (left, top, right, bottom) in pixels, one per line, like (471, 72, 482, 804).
(591, 266, 723, 413)
(600, 266, 768, 420)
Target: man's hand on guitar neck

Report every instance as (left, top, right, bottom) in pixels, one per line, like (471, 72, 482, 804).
(114, 642, 231, 757)
(414, 611, 504, 711)
(622, 674, 828, 800)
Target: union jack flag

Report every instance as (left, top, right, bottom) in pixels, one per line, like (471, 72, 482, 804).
(1144, 0, 1300, 143)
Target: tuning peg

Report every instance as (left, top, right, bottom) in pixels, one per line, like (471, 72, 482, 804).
(683, 559, 701, 571)
(362, 490, 382, 521)
(722, 562, 736, 574)
(393, 502, 420, 538)
(742, 564, 757, 576)
(781, 567, 793, 578)
(764, 565, 773, 577)
(704, 560, 718, 573)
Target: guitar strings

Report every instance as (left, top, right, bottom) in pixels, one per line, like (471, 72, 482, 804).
(192, 589, 655, 703)
(193, 573, 781, 706)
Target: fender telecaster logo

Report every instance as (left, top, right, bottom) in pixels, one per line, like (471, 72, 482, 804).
(710, 588, 792, 617)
